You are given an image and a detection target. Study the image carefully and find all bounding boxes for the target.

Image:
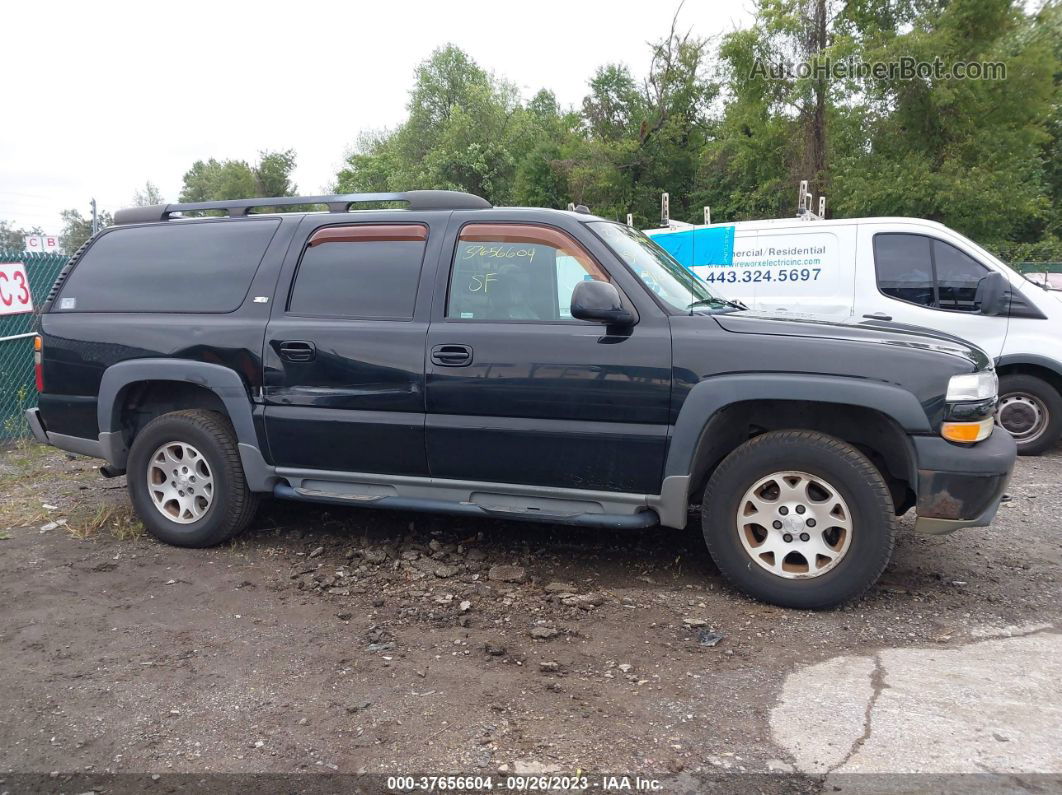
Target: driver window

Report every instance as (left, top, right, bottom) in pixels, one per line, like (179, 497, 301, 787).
(873, 234, 934, 307)
(447, 224, 608, 321)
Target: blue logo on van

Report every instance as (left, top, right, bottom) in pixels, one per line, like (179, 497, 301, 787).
(652, 225, 736, 268)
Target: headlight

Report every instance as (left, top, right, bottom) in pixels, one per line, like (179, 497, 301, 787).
(946, 370, 998, 402)
(942, 370, 998, 443)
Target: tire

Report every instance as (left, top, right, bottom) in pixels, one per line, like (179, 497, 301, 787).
(701, 430, 896, 609)
(996, 374, 1062, 456)
(127, 410, 258, 548)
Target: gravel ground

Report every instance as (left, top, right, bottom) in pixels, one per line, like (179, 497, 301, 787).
(0, 442, 1058, 793)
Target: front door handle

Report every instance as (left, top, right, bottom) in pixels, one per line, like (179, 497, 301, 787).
(278, 340, 316, 362)
(863, 312, 893, 322)
(431, 344, 473, 367)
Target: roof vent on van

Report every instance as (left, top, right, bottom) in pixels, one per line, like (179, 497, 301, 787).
(112, 190, 492, 226)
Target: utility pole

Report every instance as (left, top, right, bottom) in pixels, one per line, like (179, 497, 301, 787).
(90, 198, 98, 235)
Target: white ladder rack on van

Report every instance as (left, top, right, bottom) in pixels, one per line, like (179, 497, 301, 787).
(642, 181, 827, 229)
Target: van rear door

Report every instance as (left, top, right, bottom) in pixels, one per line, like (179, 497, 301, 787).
(854, 223, 1008, 358)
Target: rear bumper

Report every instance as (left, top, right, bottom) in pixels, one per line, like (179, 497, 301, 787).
(911, 427, 1016, 534)
(25, 408, 105, 459)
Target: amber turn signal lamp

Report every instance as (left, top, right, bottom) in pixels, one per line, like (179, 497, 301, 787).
(941, 418, 993, 443)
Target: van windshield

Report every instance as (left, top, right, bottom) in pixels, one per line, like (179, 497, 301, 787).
(952, 232, 1050, 291)
(589, 222, 742, 313)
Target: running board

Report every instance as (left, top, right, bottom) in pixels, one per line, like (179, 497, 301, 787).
(272, 483, 659, 529)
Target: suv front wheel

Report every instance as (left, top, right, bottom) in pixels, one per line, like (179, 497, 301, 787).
(702, 430, 896, 609)
(127, 410, 259, 547)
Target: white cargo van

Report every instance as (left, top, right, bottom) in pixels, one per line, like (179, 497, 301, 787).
(646, 216, 1062, 455)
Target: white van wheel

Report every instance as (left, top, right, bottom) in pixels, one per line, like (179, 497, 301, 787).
(997, 374, 1062, 456)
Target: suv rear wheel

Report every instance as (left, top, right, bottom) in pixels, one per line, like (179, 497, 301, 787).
(702, 430, 896, 609)
(996, 374, 1062, 456)
(127, 410, 258, 547)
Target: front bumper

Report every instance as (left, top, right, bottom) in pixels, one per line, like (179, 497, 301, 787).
(911, 427, 1016, 534)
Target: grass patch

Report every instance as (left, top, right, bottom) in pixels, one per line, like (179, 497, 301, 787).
(0, 441, 55, 478)
(66, 503, 144, 541)
(0, 444, 67, 527)
(0, 444, 142, 541)
(0, 487, 49, 528)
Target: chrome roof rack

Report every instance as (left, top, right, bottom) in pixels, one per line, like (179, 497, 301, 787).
(113, 190, 491, 226)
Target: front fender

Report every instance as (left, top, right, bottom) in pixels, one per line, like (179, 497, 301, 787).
(665, 373, 930, 480)
(649, 374, 929, 529)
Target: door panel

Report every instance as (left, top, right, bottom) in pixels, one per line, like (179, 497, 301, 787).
(263, 319, 428, 473)
(425, 221, 672, 494)
(263, 219, 436, 475)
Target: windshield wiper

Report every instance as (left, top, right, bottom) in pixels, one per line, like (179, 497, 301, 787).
(1021, 273, 1061, 291)
(687, 297, 747, 312)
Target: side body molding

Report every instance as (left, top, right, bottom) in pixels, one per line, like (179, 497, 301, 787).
(652, 374, 932, 528)
(96, 359, 277, 491)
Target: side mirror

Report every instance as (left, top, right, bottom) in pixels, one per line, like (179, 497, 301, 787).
(570, 280, 634, 326)
(976, 272, 1009, 316)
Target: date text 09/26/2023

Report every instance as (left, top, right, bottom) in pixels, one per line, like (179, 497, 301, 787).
(386, 774, 664, 791)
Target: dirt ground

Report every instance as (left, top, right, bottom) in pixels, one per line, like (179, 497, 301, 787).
(0, 441, 1059, 792)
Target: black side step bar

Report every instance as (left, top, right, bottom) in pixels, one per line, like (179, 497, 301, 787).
(273, 484, 658, 530)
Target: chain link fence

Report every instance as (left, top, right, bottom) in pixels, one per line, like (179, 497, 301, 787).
(0, 250, 68, 442)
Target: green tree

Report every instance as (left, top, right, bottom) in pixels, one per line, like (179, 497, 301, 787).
(338, 45, 529, 205)
(831, 0, 1056, 249)
(132, 181, 164, 207)
(332, 3, 1058, 257)
(59, 207, 112, 254)
(0, 220, 43, 252)
(179, 150, 298, 203)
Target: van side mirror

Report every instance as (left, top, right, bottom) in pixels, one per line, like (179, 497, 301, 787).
(976, 272, 1009, 316)
(570, 280, 634, 326)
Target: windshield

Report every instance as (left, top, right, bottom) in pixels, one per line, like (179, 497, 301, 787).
(589, 222, 738, 312)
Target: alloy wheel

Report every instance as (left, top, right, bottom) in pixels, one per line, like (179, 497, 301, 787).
(146, 441, 214, 524)
(736, 470, 853, 579)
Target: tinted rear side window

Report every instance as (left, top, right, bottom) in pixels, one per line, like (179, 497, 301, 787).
(56, 219, 279, 313)
(288, 225, 428, 319)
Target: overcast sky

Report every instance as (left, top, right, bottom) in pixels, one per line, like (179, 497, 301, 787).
(0, 0, 753, 232)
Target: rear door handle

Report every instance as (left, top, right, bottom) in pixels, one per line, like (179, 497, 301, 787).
(863, 312, 893, 321)
(278, 340, 316, 362)
(431, 344, 472, 367)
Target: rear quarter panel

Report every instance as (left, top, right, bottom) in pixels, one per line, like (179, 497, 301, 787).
(36, 217, 298, 439)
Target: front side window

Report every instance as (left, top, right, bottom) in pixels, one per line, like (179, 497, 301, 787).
(873, 233, 990, 312)
(873, 234, 934, 307)
(934, 239, 988, 311)
(288, 225, 427, 319)
(447, 224, 609, 321)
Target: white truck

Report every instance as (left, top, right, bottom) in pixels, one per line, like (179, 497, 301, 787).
(646, 214, 1062, 455)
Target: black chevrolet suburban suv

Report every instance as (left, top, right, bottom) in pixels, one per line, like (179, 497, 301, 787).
(27, 190, 1016, 608)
